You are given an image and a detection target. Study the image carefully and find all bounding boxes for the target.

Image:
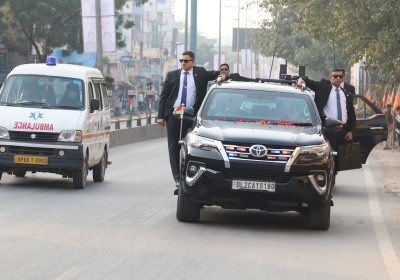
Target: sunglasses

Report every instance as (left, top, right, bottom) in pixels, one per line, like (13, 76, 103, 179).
(332, 75, 343, 79)
(220, 68, 229, 71)
(179, 59, 193, 63)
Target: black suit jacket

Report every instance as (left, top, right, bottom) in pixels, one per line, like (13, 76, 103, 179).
(303, 77, 356, 133)
(343, 82, 356, 94)
(158, 66, 220, 119)
(228, 73, 257, 82)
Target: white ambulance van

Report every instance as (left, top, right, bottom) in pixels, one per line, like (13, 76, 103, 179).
(0, 57, 111, 189)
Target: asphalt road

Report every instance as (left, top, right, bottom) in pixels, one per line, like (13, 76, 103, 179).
(0, 138, 399, 280)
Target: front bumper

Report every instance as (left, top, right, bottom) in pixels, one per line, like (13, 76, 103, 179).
(0, 140, 84, 173)
(180, 146, 334, 211)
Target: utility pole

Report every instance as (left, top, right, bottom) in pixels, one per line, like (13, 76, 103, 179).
(184, 0, 188, 50)
(218, 0, 221, 68)
(190, 0, 197, 54)
(95, 0, 103, 69)
(236, 0, 240, 73)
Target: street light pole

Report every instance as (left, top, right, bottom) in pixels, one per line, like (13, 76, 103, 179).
(218, 0, 221, 68)
(184, 0, 188, 50)
(236, 0, 240, 73)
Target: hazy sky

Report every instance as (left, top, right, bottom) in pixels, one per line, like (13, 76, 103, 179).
(173, 0, 264, 45)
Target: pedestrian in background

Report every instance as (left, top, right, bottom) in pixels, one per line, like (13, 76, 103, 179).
(157, 50, 225, 187)
(383, 103, 393, 150)
(219, 63, 257, 82)
(393, 106, 400, 149)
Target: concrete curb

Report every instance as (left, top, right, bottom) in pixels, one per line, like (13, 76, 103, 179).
(109, 124, 167, 148)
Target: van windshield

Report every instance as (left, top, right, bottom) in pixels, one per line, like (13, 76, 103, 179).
(0, 75, 85, 109)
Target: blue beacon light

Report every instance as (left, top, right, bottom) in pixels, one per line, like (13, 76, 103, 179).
(46, 56, 57, 66)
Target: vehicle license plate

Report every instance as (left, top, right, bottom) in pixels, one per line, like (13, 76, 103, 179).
(14, 155, 48, 165)
(232, 180, 276, 192)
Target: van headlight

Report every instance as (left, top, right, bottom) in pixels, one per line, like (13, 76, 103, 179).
(299, 143, 330, 160)
(58, 130, 82, 142)
(0, 126, 10, 139)
(187, 134, 217, 151)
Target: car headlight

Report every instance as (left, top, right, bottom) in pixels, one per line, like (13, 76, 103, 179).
(0, 126, 10, 139)
(299, 143, 330, 160)
(58, 130, 82, 142)
(187, 134, 218, 151)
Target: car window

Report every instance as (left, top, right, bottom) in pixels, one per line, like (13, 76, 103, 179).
(353, 95, 379, 119)
(201, 88, 316, 124)
(0, 75, 84, 109)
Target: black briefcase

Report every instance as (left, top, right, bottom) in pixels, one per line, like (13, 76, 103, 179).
(337, 142, 362, 171)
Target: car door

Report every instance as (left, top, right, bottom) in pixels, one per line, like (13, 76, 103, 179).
(352, 95, 387, 163)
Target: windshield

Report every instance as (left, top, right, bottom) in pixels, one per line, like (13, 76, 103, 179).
(0, 75, 85, 109)
(200, 88, 317, 125)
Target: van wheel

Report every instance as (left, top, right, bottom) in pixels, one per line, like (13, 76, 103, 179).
(14, 170, 26, 177)
(176, 183, 200, 222)
(73, 158, 88, 189)
(93, 151, 107, 182)
(306, 198, 331, 230)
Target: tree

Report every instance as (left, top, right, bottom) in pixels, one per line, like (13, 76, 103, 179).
(0, 0, 148, 62)
(254, 1, 351, 78)
(256, 0, 400, 81)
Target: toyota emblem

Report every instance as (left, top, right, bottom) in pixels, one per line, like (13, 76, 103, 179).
(249, 144, 267, 158)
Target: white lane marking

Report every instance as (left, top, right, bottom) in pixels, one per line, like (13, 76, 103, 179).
(364, 163, 400, 279)
(53, 266, 83, 280)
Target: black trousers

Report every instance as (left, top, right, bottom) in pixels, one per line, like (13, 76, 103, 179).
(325, 129, 347, 173)
(166, 115, 193, 180)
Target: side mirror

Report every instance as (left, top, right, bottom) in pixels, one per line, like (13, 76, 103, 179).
(173, 107, 195, 121)
(324, 117, 343, 132)
(90, 98, 100, 112)
(183, 107, 195, 120)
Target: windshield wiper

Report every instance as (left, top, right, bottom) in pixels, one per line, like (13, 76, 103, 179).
(291, 122, 313, 126)
(57, 105, 82, 109)
(7, 101, 48, 106)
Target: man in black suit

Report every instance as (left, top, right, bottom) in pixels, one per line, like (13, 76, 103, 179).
(297, 68, 357, 171)
(157, 51, 224, 187)
(219, 63, 257, 82)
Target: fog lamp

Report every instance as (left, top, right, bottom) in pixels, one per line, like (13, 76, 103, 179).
(316, 174, 325, 181)
(58, 150, 65, 157)
(0, 146, 5, 153)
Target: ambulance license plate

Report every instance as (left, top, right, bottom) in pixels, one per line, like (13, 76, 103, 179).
(14, 155, 48, 165)
(232, 180, 276, 192)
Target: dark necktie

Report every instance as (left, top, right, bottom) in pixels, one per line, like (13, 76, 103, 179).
(335, 88, 342, 121)
(181, 71, 189, 106)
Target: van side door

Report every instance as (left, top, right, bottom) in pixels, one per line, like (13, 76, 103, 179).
(87, 81, 99, 166)
(92, 79, 110, 160)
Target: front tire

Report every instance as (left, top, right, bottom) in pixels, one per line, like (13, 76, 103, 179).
(176, 183, 200, 223)
(306, 198, 331, 230)
(93, 150, 107, 182)
(73, 158, 88, 189)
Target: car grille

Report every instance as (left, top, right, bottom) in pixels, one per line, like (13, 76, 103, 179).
(8, 146, 56, 156)
(9, 131, 59, 142)
(223, 142, 295, 162)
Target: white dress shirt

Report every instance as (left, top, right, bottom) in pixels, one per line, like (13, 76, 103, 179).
(173, 69, 196, 108)
(323, 86, 348, 124)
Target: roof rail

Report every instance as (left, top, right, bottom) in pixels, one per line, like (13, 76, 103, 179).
(258, 78, 296, 85)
